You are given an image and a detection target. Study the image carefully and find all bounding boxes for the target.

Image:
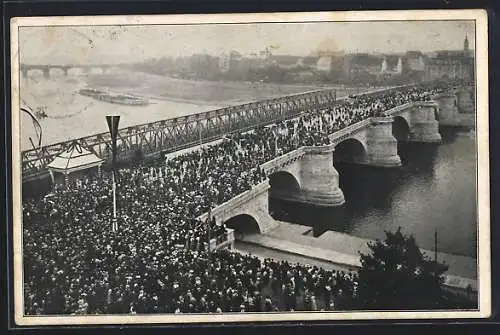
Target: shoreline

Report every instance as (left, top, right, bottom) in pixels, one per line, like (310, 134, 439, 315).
(89, 72, 382, 108)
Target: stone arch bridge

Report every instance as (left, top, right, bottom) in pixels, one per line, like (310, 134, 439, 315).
(20, 64, 121, 78)
(200, 98, 449, 234)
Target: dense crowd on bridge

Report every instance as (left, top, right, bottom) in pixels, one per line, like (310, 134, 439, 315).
(23, 81, 455, 315)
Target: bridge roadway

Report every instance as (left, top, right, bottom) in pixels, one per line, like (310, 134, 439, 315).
(21, 85, 404, 182)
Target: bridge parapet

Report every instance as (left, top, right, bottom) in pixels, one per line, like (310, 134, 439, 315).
(383, 101, 442, 143)
(415, 100, 439, 108)
(197, 180, 277, 233)
(382, 102, 413, 117)
(329, 118, 372, 145)
(260, 147, 305, 175)
(302, 143, 336, 154)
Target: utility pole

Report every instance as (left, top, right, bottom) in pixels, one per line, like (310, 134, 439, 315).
(112, 172, 117, 219)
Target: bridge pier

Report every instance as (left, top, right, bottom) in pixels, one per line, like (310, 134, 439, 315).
(364, 117, 402, 167)
(300, 145, 345, 206)
(408, 102, 442, 143)
(42, 67, 50, 79)
(434, 92, 459, 124)
(456, 88, 475, 114)
(433, 90, 475, 127)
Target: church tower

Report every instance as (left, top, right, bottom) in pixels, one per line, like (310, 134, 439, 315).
(463, 34, 469, 55)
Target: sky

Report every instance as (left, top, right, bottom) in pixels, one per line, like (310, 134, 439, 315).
(19, 21, 475, 65)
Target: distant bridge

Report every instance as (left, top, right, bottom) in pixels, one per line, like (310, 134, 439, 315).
(19, 63, 129, 78)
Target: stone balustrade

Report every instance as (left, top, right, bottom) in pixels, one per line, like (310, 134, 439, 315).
(261, 148, 305, 175)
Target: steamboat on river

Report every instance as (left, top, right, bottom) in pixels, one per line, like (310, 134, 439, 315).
(79, 87, 149, 106)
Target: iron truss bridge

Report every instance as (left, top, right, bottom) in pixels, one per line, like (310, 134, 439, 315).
(21, 86, 405, 182)
(21, 89, 344, 181)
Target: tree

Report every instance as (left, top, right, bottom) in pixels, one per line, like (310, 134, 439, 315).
(356, 227, 449, 310)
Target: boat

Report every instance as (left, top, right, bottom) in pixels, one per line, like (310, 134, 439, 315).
(100, 92, 150, 106)
(78, 87, 149, 106)
(78, 87, 106, 98)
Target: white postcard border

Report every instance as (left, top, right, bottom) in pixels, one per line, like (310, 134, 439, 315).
(10, 9, 490, 325)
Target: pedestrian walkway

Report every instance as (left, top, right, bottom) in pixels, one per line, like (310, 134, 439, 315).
(240, 221, 478, 292)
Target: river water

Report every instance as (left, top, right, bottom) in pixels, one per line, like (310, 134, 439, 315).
(19, 74, 358, 151)
(270, 127, 477, 258)
(19, 76, 221, 151)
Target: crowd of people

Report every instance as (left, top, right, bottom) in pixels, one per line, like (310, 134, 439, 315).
(23, 81, 456, 315)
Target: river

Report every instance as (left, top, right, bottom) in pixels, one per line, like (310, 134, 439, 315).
(270, 127, 477, 258)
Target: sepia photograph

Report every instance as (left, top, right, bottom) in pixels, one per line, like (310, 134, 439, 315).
(10, 10, 490, 325)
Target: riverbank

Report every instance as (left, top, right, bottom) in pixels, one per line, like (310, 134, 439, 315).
(239, 221, 477, 291)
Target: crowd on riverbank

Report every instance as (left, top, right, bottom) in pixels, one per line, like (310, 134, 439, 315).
(23, 81, 457, 315)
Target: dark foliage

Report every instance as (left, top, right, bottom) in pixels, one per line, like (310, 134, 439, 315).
(356, 228, 449, 310)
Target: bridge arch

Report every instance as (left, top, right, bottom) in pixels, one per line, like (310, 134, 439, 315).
(333, 138, 367, 164)
(392, 116, 411, 142)
(48, 67, 66, 78)
(26, 69, 44, 78)
(89, 67, 104, 75)
(67, 68, 85, 77)
(268, 170, 301, 192)
(223, 214, 261, 239)
(267, 170, 302, 213)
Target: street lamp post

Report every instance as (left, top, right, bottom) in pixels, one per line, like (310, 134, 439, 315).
(106, 115, 120, 233)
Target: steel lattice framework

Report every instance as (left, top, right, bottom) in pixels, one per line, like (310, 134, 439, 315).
(21, 89, 339, 181)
